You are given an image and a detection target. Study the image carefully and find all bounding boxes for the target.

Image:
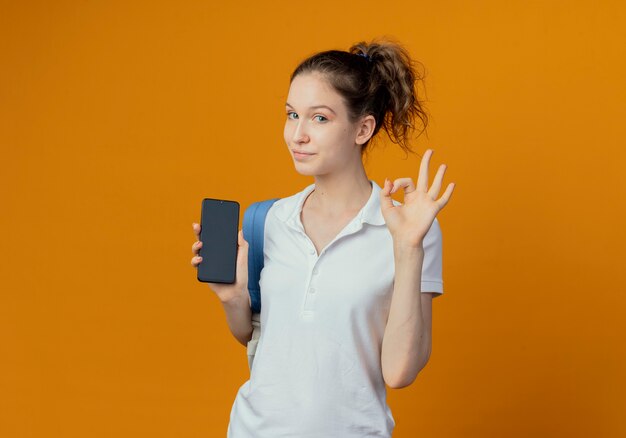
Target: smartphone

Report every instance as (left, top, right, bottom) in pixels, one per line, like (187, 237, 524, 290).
(197, 198, 240, 284)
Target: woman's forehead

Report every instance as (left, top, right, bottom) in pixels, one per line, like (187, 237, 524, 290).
(287, 73, 344, 111)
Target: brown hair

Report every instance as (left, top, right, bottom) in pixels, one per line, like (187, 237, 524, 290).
(290, 37, 429, 156)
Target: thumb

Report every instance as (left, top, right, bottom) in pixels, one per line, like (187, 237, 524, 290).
(380, 178, 395, 210)
(236, 229, 251, 284)
(237, 229, 249, 266)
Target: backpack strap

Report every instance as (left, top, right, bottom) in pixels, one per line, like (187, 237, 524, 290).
(242, 198, 280, 314)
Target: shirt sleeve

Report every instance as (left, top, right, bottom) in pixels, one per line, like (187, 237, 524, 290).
(421, 217, 444, 296)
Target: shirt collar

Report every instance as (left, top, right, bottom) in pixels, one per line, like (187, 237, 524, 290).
(274, 179, 386, 230)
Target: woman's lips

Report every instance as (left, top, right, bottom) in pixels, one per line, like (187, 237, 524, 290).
(293, 151, 315, 160)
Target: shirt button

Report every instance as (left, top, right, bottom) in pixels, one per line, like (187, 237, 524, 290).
(312, 268, 319, 275)
(309, 248, 316, 255)
(309, 288, 316, 294)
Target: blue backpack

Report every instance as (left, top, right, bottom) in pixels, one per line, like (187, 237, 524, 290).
(242, 198, 281, 314)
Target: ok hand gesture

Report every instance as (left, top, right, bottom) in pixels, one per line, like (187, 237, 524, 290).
(380, 149, 456, 248)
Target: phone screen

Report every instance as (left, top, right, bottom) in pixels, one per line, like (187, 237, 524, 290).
(197, 198, 240, 284)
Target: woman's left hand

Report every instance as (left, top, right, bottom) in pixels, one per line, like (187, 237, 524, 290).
(380, 149, 456, 248)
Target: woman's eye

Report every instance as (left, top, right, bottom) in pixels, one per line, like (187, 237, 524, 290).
(314, 115, 328, 122)
(287, 112, 298, 120)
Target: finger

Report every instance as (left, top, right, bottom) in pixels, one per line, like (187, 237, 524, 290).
(436, 182, 456, 209)
(236, 230, 250, 284)
(192, 222, 201, 239)
(237, 230, 248, 257)
(428, 164, 447, 199)
(379, 178, 395, 209)
(238, 229, 248, 248)
(390, 177, 415, 195)
(191, 255, 203, 267)
(192, 240, 202, 254)
(417, 149, 433, 192)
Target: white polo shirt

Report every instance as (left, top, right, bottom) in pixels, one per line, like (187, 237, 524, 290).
(227, 179, 443, 437)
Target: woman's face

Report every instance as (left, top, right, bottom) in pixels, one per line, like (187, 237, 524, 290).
(284, 72, 368, 176)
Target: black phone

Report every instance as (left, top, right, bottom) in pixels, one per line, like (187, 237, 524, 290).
(197, 198, 240, 284)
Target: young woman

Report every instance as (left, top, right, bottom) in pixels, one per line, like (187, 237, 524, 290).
(191, 38, 455, 437)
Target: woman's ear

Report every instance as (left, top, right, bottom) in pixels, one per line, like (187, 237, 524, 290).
(355, 115, 376, 145)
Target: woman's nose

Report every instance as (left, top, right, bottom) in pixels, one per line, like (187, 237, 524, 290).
(292, 121, 309, 143)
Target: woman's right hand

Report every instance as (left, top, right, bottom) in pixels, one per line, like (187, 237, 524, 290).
(191, 222, 251, 305)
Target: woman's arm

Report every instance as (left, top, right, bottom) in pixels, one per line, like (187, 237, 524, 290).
(378, 150, 453, 389)
(381, 242, 433, 389)
(193, 225, 254, 347)
(220, 292, 254, 347)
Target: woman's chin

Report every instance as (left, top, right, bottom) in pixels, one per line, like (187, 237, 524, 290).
(294, 167, 317, 176)
(292, 161, 318, 176)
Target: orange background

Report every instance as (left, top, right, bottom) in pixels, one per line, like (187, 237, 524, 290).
(2, 0, 625, 436)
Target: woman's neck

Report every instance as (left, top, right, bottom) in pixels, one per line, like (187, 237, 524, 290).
(308, 170, 372, 217)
